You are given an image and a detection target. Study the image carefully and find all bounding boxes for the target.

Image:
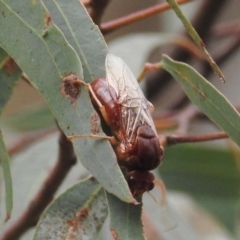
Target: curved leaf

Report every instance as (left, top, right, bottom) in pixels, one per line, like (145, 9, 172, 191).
(161, 55, 240, 147)
(42, 0, 131, 202)
(0, 47, 22, 219)
(0, 0, 132, 202)
(34, 178, 107, 240)
(0, 131, 13, 220)
(42, 0, 107, 81)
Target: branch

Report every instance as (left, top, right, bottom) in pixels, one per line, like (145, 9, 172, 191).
(0, 131, 77, 240)
(160, 132, 228, 146)
(172, 35, 240, 109)
(101, 0, 191, 34)
(145, 0, 229, 101)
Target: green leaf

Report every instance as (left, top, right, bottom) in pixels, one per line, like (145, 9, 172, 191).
(0, 131, 13, 220)
(160, 144, 240, 231)
(166, 0, 224, 81)
(42, 0, 107, 81)
(0, 47, 8, 63)
(0, 47, 22, 219)
(0, 0, 132, 202)
(106, 193, 144, 240)
(0, 49, 22, 115)
(161, 55, 240, 147)
(34, 178, 107, 239)
(42, 0, 131, 202)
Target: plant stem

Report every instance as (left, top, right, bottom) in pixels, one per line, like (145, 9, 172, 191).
(101, 0, 191, 34)
(160, 132, 228, 146)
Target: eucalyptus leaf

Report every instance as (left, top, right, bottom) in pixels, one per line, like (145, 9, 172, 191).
(0, 47, 8, 63)
(0, 131, 13, 220)
(161, 55, 240, 147)
(0, 47, 22, 219)
(106, 193, 144, 240)
(0, 49, 22, 115)
(42, 0, 107, 81)
(0, 0, 132, 202)
(34, 178, 107, 240)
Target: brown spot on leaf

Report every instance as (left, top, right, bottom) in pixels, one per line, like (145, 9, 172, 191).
(110, 228, 119, 240)
(44, 14, 52, 26)
(2, 11, 5, 17)
(3, 57, 19, 75)
(61, 73, 82, 106)
(76, 208, 89, 221)
(66, 208, 89, 238)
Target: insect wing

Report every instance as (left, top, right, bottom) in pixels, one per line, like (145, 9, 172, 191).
(105, 53, 157, 138)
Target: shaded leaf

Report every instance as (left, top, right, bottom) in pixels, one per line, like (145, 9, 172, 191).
(34, 178, 107, 240)
(0, 49, 22, 115)
(0, 0, 132, 202)
(106, 193, 144, 240)
(0, 47, 22, 219)
(0, 131, 13, 220)
(161, 55, 240, 147)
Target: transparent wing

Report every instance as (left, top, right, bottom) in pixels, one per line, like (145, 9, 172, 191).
(105, 53, 157, 140)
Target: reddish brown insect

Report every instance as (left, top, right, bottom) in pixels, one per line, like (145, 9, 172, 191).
(68, 54, 164, 196)
(88, 54, 164, 196)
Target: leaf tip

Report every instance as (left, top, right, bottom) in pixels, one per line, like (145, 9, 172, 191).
(5, 213, 11, 222)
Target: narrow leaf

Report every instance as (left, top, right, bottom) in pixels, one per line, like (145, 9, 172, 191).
(106, 193, 144, 240)
(166, 0, 225, 82)
(42, 0, 107, 81)
(0, 0, 132, 202)
(34, 178, 107, 240)
(0, 131, 13, 221)
(42, 0, 131, 202)
(0, 48, 22, 219)
(161, 55, 240, 147)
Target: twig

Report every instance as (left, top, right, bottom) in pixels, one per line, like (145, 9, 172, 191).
(172, 35, 240, 109)
(201, 36, 240, 77)
(160, 132, 228, 146)
(0, 131, 77, 240)
(101, 0, 191, 34)
(8, 128, 57, 156)
(145, 0, 229, 100)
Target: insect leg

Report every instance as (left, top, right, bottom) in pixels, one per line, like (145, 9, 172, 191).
(67, 134, 117, 145)
(154, 179, 167, 205)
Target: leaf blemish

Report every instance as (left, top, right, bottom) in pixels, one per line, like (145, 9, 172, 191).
(61, 73, 82, 106)
(3, 57, 19, 74)
(44, 14, 52, 26)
